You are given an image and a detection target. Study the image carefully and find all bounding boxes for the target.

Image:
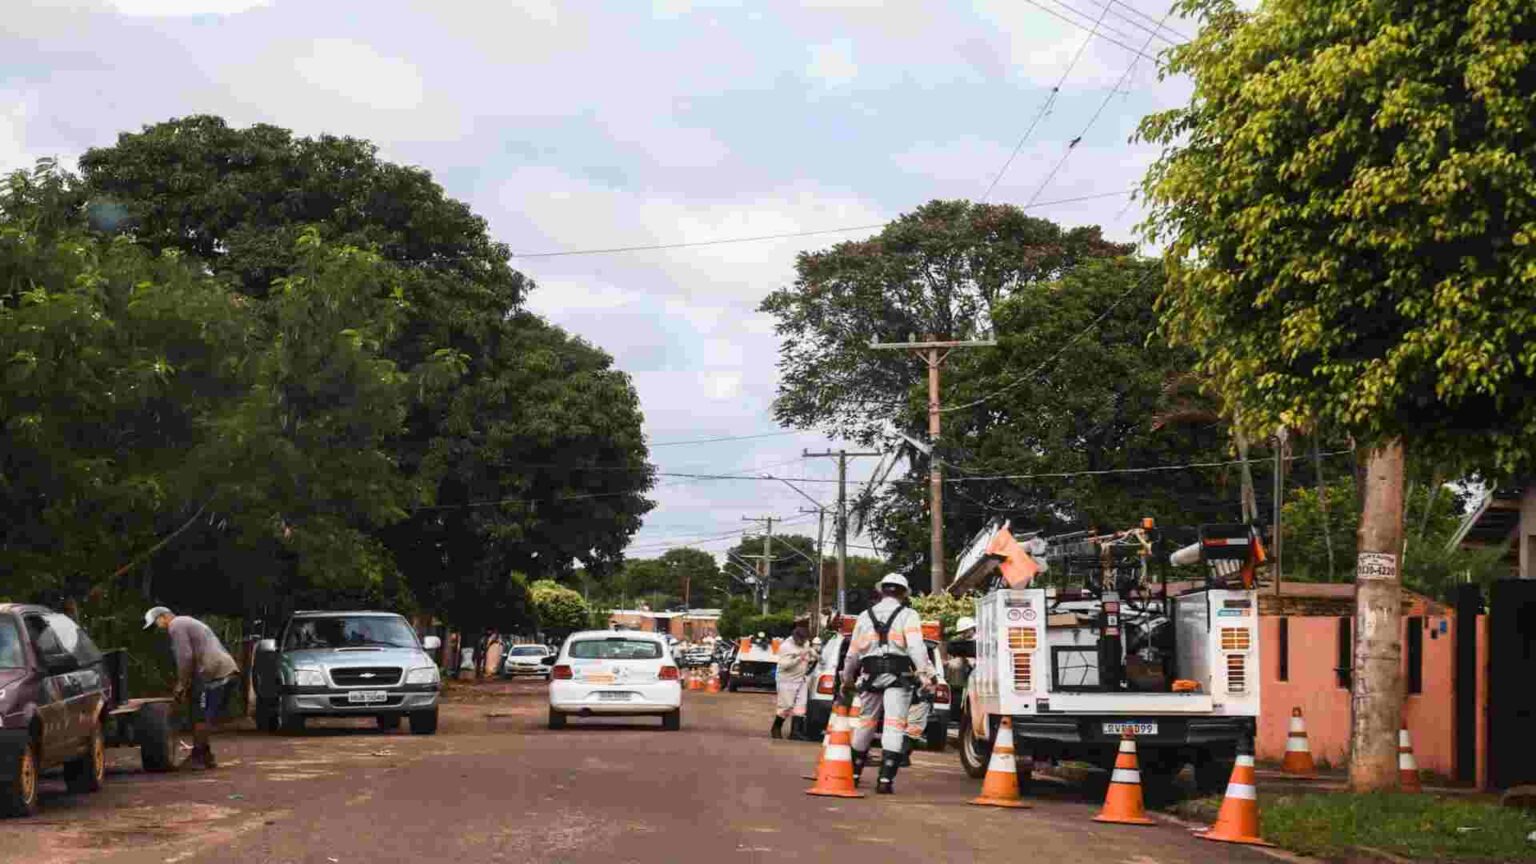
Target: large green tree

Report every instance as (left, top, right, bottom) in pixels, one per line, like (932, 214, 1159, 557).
(1140, 0, 1536, 789)
(89, 119, 648, 591)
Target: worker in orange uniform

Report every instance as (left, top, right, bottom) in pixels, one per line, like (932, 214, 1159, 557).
(840, 573, 937, 794)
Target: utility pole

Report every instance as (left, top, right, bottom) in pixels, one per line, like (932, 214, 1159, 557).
(805, 449, 881, 614)
(869, 335, 996, 593)
(773, 475, 829, 626)
(742, 516, 775, 614)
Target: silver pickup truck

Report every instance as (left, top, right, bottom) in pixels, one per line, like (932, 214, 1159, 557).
(251, 611, 441, 735)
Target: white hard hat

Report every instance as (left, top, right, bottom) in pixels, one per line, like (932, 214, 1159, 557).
(877, 573, 910, 591)
(756, 632, 766, 638)
(954, 616, 977, 634)
(143, 606, 172, 629)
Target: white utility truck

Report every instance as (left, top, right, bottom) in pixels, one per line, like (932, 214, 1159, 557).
(949, 519, 1264, 797)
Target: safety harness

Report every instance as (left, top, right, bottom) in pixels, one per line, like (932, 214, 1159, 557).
(858, 603, 916, 685)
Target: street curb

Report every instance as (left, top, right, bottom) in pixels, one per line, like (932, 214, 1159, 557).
(1149, 811, 1320, 864)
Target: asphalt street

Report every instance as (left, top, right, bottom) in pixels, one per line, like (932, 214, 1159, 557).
(2, 680, 1284, 864)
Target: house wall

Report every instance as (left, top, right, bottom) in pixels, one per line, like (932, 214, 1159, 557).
(1257, 610, 1476, 781)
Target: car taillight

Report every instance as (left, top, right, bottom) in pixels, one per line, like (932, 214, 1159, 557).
(934, 683, 951, 702)
(552, 665, 573, 680)
(816, 674, 835, 695)
(658, 666, 679, 680)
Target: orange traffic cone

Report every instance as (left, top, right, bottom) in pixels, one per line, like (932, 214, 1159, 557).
(1093, 729, 1154, 824)
(970, 717, 1031, 808)
(705, 671, 721, 693)
(690, 671, 704, 691)
(1198, 750, 1272, 846)
(803, 703, 847, 780)
(1282, 708, 1316, 776)
(1399, 724, 1422, 792)
(806, 701, 864, 799)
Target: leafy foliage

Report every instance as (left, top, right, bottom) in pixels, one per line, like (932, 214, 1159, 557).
(529, 579, 590, 635)
(908, 592, 977, 637)
(1140, 0, 1536, 478)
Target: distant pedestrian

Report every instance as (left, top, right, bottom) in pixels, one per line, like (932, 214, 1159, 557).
(144, 606, 239, 769)
(772, 621, 815, 740)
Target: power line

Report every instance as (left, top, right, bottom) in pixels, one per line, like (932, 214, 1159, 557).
(1036, 0, 1171, 56)
(980, 0, 1112, 203)
(1017, 0, 1161, 62)
(1083, 0, 1192, 44)
(1024, 7, 1173, 209)
(507, 190, 1133, 260)
(649, 430, 800, 447)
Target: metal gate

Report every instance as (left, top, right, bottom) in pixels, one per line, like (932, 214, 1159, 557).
(1488, 579, 1536, 790)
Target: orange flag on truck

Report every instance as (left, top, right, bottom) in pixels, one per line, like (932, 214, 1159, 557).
(986, 525, 1039, 587)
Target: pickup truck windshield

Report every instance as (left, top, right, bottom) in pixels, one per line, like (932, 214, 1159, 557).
(568, 638, 662, 660)
(285, 616, 419, 650)
(0, 619, 22, 668)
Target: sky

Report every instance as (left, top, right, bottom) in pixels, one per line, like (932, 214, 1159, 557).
(1, 0, 1195, 566)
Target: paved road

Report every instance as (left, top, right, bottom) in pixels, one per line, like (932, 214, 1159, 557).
(3, 680, 1281, 863)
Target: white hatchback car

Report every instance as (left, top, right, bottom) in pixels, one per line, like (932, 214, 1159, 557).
(547, 630, 682, 730)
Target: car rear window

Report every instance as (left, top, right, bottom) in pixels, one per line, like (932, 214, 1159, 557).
(0, 618, 23, 668)
(568, 638, 662, 660)
(509, 646, 545, 656)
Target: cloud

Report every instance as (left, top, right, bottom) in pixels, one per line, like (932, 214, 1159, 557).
(291, 38, 424, 112)
(0, 95, 37, 173)
(806, 39, 858, 85)
(108, 0, 269, 14)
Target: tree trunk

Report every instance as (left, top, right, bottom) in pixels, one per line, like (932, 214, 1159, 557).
(1348, 438, 1406, 791)
(1235, 419, 1259, 523)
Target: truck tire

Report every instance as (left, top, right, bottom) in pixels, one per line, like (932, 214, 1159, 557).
(136, 702, 176, 773)
(959, 715, 991, 779)
(1137, 750, 1180, 806)
(254, 699, 279, 734)
(661, 710, 681, 731)
(408, 709, 438, 735)
(64, 724, 106, 794)
(376, 714, 402, 731)
(1195, 754, 1235, 795)
(548, 708, 567, 730)
(728, 682, 739, 693)
(924, 720, 947, 752)
(280, 710, 307, 735)
(1, 737, 40, 817)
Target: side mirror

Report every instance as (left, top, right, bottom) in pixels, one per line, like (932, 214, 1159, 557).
(421, 636, 442, 651)
(538, 655, 557, 667)
(256, 639, 277, 653)
(42, 653, 80, 675)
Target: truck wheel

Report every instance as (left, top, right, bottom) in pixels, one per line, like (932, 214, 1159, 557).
(280, 710, 307, 735)
(727, 682, 739, 693)
(408, 709, 438, 735)
(64, 724, 106, 794)
(959, 716, 991, 779)
(136, 702, 176, 773)
(1, 737, 40, 817)
(661, 710, 681, 731)
(376, 714, 402, 731)
(924, 720, 947, 752)
(1194, 754, 1235, 795)
(1137, 750, 1180, 806)
(254, 699, 279, 734)
(548, 709, 567, 730)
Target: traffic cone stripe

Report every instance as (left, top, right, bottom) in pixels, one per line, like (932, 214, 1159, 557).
(1118, 739, 1137, 753)
(1110, 769, 1142, 784)
(1399, 752, 1417, 769)
(1235, 754, 1254, 768)
(825, 744, 852, 761)
(1285, 736, 1308, 752)
(1288, 715, 1305, 734)
(1399, 729, 1412, 747)
(1224, 782, 1257, 800)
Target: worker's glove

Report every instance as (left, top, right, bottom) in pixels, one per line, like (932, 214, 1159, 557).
(838, 683, 857, 706)
(172, 683, 187, 702)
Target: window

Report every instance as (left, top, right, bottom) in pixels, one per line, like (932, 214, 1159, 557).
(24, 614, 62, 657)
(568, 638, 662, 660)
(1336, 616, 1352, 689)
(43, 613, 102, 666)
(0, 618, 24, 668)
(1406, 616, 1423, 694)
(1277, 617, 1290, 682)
(284, 615, 418, 650)
(509, 646, 547, 657)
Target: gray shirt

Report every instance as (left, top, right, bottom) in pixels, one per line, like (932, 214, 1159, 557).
(169, 616, 239, 686)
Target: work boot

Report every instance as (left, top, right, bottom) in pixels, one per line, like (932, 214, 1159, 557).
(184, 745, 210, 769)
(899, 737, 920, 767)
(851, 749, 869, 787)
(770, 717, 785, 739)
(788, 717, 807, 741)
(876, 751, 901, 794)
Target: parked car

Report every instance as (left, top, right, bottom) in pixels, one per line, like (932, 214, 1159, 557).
(0, 604, 110, 817)
(546, 630, 681, 730)
(727, 636, 778, 692)
(251, 611, 442, 735)
(502, 644, 552, 679)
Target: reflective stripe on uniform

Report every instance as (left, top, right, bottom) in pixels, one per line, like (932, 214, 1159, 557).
(1224, 782, 1257, 800)
(1111, 769, 1142, 785)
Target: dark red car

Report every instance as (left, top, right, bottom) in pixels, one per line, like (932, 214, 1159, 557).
(0, 603, 110, 817)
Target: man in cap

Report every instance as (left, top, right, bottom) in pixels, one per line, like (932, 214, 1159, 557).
(771, 619, 816, 739)
(840, 573, 937, 794)
(144, 607, 239, 768)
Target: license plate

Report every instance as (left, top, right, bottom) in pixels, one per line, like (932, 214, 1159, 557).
(597, 691, 630, 702)
(347, 690, 389, 704)
(1102, 722, 1157, 736)
(584, 673, 616, 684)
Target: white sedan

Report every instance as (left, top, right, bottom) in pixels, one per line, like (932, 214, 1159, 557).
(547, 630, 682, 731)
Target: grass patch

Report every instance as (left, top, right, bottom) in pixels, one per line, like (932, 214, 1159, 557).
(1173, 791, 1536, 861)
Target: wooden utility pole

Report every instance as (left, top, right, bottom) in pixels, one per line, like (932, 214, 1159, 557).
(800, 506, 827, 626)
(742, 515, 775, 614)
(869, 335, 996, 593)
(804, 449, 880, 614)
(1349, 438, 1406, 791)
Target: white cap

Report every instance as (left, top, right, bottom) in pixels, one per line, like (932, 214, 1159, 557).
(756, 632, 766, 638)
(877, 573, 910, 591)
(143, 606, 172, 629)
(954, 616, 977, 634)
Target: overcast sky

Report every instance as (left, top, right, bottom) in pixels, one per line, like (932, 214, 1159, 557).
(2, 0, 1194, 565)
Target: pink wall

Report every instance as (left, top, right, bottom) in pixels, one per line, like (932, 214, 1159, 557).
(1257, 612, 1472, 779)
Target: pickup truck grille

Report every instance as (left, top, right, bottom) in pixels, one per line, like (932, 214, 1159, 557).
(329, 667, 402, 687)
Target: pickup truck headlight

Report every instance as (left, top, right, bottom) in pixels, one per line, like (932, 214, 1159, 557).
(404, 666, 440, 685)
(292, 667, 326, 687)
